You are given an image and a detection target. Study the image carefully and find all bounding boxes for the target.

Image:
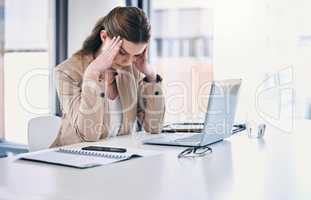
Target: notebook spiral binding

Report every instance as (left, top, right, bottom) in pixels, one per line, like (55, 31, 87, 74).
(57, 148, 127, 159)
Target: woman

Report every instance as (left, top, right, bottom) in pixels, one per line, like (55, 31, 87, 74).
(50, 7, 165, 147)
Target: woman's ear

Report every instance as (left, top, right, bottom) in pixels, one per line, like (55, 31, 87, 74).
(99, 30, 108, 42)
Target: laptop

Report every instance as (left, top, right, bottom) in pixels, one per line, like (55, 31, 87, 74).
(143, 79, 242, 147)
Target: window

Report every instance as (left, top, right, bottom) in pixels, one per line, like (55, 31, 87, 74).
(0, 0, 4, 139)
(3, 0, 52, 144)
(150, 0, 213, 123)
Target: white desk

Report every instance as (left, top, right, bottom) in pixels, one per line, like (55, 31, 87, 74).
(1, 121, 311, 200)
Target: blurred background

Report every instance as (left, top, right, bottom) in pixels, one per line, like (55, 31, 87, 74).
(0, 0, 310, 146)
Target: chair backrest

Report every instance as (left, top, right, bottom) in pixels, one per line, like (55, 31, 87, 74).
(27, 116, 61, 152)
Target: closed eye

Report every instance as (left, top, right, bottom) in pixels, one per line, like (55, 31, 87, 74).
(119, 50, 127, 55)
(119, 47, 144, 57)
(135, 53, 144, 57)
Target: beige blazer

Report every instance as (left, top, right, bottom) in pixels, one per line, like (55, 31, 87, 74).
(50, 53, 165, 148)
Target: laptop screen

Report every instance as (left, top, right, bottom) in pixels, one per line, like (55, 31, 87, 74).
(203, 79, 241, 138)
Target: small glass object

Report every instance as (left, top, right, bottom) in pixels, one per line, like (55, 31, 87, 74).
(246, 120, 266, 139)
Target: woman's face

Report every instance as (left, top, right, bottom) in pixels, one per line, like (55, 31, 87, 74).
(112, 39, 147, 68)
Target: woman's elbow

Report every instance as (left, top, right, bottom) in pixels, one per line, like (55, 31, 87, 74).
(74, 121, 104, 142)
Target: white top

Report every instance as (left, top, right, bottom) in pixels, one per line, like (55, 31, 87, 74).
(107, 96, 123, 137)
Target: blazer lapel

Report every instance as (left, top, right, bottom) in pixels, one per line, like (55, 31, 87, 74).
(116, 66, 138, 135)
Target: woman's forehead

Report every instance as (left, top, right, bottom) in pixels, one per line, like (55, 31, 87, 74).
(121, 39, 147, 56)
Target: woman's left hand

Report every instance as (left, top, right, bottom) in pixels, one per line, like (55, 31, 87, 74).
(133, 47, 157, 82)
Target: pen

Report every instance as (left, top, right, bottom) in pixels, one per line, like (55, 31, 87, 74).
(81, 146, 127, 153)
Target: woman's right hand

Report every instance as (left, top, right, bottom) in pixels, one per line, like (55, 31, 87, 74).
(85, 36, 122, 79)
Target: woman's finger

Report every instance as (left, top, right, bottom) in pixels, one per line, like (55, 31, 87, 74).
(136, 47, 147, 61)
(101, 36, 115, 54)
(143, 47, 148, 59)
(110, 39, 123, 58)
(144, 46, 148, 54)
(109, 36, 121, 50)
(106, 36, 117, 49)
(100, 36, 118, 58)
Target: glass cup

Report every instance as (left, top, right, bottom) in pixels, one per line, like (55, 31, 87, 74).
(245, 120, 266, 139)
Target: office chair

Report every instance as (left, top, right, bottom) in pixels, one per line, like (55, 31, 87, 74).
(27, 116, 61, 152)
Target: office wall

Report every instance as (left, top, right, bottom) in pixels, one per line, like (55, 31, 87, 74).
(0, 51, 3, 138)
(67, 0, 124, 56)
(214, 0, 311, 122)
(0, 0, 4, 138)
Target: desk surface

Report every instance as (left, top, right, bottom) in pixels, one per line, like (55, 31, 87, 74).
(1, 121, 311, 200)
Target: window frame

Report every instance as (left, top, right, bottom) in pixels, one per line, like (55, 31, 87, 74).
(0, 0, 57, 141)
(0, 0, 5, 139)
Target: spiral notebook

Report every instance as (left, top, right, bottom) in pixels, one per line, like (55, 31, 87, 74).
(19, 147, 142, 169)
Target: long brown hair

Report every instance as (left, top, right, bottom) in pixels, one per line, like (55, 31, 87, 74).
(75, 6, 151, 56)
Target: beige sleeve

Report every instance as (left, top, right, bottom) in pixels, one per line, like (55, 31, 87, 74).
(56, 68, 107, 141)
(137, 75, 165, 134)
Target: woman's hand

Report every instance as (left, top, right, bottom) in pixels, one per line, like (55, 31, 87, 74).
(85, 36, 122, 80)
(133, 47, 157, 82)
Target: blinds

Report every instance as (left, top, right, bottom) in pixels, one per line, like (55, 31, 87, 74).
(4, 0, 49, 50)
